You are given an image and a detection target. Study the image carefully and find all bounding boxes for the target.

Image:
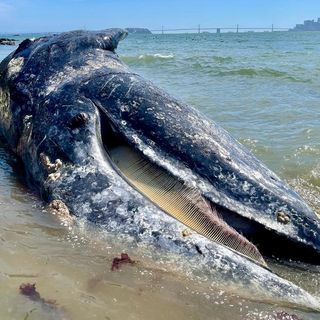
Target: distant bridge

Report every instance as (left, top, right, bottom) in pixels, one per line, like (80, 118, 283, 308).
(150, 25, 290, 34)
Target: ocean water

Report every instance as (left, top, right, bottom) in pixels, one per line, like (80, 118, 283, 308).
(0, 31, 319, 320)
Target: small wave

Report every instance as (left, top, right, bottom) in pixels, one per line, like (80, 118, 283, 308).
(218, 67, 288, 77)
(122, 53, 174, 65)
(186, 64, 303, 81)
(289, 174, 320, 216)
(185, 55, 233, 64)
(214, 67, 310, 82)
(294, 144, 320, 157)
(212, 55, 233, 63)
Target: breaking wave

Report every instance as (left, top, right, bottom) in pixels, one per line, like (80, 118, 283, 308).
(120, 53, 309, 83)
(122, 53, 175, 64)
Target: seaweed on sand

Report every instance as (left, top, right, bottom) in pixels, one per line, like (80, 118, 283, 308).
(19, 283, 57, 306)
(111, 253, 135, 271)
(19, 283, 69, 320)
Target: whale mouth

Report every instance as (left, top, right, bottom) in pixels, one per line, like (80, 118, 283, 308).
(96, 100, 320, 265)
(98, 110, 267, 268)
(109, 144, 268, 267)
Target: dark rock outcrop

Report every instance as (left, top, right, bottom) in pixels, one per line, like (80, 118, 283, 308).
(125, 28, 152, 34)
(0, 38, 16, 45)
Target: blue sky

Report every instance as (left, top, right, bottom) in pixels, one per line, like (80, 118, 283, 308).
(1, 0, 320, 33)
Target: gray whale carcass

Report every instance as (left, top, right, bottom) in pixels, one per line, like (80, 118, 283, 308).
(0, 29, 319, 311)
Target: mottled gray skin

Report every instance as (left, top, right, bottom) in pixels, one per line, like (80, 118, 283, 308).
(0, 30, 319, 311)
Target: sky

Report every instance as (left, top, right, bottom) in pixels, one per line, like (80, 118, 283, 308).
(1, 0, 320, 33)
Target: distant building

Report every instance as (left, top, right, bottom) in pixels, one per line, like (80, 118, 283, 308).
(291, 18, 320, 31)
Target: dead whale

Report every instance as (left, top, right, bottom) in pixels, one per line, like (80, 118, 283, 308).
(0, 29, 319, 311)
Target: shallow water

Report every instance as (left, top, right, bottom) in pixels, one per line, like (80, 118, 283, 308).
(0, 32, 319, 319)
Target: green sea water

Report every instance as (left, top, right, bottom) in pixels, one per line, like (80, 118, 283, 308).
(0, 31, 319, 320)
